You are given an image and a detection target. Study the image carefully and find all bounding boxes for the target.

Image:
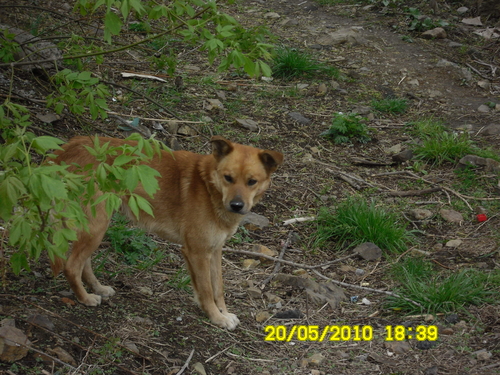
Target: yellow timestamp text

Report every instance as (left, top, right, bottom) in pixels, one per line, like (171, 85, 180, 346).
(263, 325, 439, 342)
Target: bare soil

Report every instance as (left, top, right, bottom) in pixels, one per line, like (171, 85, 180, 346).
(1, 0, 500, 374)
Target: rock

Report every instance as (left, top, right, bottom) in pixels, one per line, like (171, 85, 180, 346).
(203, 98, 224, 111)
(409, 208, 433, 220)
(475, 349, 492, 361)
(485, 158, 500, 173)
(421, 27, 447, 39)
(440, 327, 454, 335)
(445, 313, 459, 324)
(137, 286, 153, 296)
(425, 366, 439, 375)
(317, 28, 366, 46)
(252, 244, 277, 262)
(355, 268, 365, 276)
(264, 12, 280, 19)
(235, 118, 259, 132)
(417, 340, 437, 350)
(392, 149, 414, 163)
(351, 105, 371, 115)
(193, 362, 207, 375)
(242, 259, 260, 270)
(177, 124, 198, 136)
(49, 347, 77, 366)
(440, 209, 463, 223)
(384, 340, 412, 354)
(281, 18, 299, 27)
(288, 112, 312, 125)
(353, 242, 382, 261)
(436, 59, 457, 68)
(308, 352, 325, 367)
(386, 144, 402, 154)
(478, 104, 490, 113)
(264, 292, 282, 304)
(457, 7, 469, 14)
(0, 24, 63, 70)
(275, 273, 347, 308)
(122, 340, 139, 354)
(1, 319, 16, 328)
(292, 268, 308, 277)
(462, 16, 482, 26)
(255, 311, 270, 323)
(273, 309, 303, 319)
(241, 212, 270, 230)
(247, 287, 262, 298)
(445, 239, 462, 248)
(36, 112, 60, 124)
(481, 123, 500, 135)
(0, 326, 32, 362)
(27, 314, 55, 331)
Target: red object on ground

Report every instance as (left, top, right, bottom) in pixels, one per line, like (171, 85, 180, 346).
(477, 214, 487, 222)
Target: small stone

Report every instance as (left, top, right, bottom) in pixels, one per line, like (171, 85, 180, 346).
(475, 350, 492, 361)
(355, 269, 365, 276)
(457, 6, 469, 14)
(425, 366, 439, 375)
(288, 112, 312, 125)
(264, 12, 280, 19)
(292, 268, 308, 277)
(247, 287, 262, 298)
(445, 239, 462, 248)
(440, 327, 454, 335)
(242, 259, 260, 270)
(454, 320, 467, 331)
(424, 314, 435, 322)
(137, 286, 153, 296)
(235, 118, 258, 132)
(49, 347, 77, 366)
(478, 104, 491, 113)
(392, 149, 414, 163)
(445, 313, 459, 324)
(0, 319, 16, 328)
(273, 309, 303, 319)
(421, 27, 447, 39)
(252, 244, 277, 262)
(241, 212, 269, 230)
(386, 144, 402, 154)
(353, 242, 382, 261)
(0, 326, 31, 362)
(481, 124, 500, 135)
(409, 208, 433, 220)
(255, 311, 270, 323)
(193, 362, 207, 375)
(122, 340, 140, 354)
(27, 314, 55, 331)
(439, 209, 463, 223)
(417, 340, 437, 350)
(264, 292, 282, 304)
(384, 341, 412, 354)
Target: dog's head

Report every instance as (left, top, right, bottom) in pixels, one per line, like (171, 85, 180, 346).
(210, 136, 283, 215)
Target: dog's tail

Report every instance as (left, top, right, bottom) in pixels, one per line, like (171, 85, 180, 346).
(50, 256, 64, 276)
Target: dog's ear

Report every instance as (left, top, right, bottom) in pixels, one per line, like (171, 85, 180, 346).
(259, 150, 284, 174)
(211, 136, 234, 161)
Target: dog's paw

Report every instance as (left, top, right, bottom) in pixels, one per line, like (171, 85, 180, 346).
(80, 293, 102, 306)
(94, 285, 116, 298)
(214, 312, 239, 330)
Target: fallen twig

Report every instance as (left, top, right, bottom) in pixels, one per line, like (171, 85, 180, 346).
(259, 231, 295, 287)
(176, 349, 195, 375)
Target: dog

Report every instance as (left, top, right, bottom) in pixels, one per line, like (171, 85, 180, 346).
(50, 135, 283, 330)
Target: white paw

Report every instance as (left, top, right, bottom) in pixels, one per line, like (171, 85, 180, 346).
(94, 285, 116, 298)
(219, 312, 240, 330)
(80, 293, 102, 306)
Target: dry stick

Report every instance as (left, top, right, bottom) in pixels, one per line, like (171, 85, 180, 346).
(258, 231, 294, 287)
(223, 248, 422, 308)
(176, 349, 195, 375)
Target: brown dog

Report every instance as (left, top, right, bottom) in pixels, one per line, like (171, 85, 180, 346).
(50, 136, 283, 330)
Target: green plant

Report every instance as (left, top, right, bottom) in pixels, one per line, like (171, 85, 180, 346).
(321, 113, 371, 144)
(414, 131, 473, 165)
(372, 98, 407, 114)
(105, 213, 163, 267)
(167, 268, 191, 291)
(386, 267, 500, 313)
(407, 8, 449, 32)
(46, 69, 110, 120)
(314, 196, 413, 254)
(0, 104, 164, 274)
(0, 30, 20, 63)
(271, 47, 339, 79)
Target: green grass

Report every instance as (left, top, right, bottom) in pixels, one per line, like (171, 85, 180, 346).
(321, 113, 372, 144)
(271, 47, 339, 80)
(372, 98, 407, 114)
(104, 213, 164, 268)
(386, 260, 500, 313)
(314, 196, 413, 254)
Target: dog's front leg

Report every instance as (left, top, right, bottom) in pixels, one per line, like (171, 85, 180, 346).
(182, 245, 239, 330)
(210, 246, 239, 327)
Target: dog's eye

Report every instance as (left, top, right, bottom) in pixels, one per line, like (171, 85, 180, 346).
(224, 175, 233, 183)
(248, 179, 257, 186)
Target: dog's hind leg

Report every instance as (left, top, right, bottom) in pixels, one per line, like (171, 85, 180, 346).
(64, 206, 112, 306)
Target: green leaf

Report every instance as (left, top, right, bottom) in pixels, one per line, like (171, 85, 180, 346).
(10, 251, 30, 274)
(31, 136, 64, 153)
(136, 165, 161, 197)
(104, 11, 122, 39)
(40, 174, 68, 200)
(134, 194, 154, 217)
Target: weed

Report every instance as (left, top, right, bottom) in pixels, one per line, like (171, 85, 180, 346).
(407, 8, 449, 32)
(453, 165, 479, 192)
(386, 267, 500, 314)
(167, 268, 191, 292)
(372, 98, 407, 114)
(321, 113, 371, 144)
(105, 213, 164, 268)
(314, 196, 413, 254)
(272, 47, 339, 80)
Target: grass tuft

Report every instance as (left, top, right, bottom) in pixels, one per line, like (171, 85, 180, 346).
(372, 98, 407, 114)
(321, 113, 372, 144)
(386, 260, 500, 314)
(314, 196, 413, 254)
(271, 47, 339, 80)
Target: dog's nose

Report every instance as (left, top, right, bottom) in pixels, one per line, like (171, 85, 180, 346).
(230, 199, 245, 213)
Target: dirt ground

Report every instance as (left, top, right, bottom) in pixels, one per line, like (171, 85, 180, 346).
(1, 0, 500, 374)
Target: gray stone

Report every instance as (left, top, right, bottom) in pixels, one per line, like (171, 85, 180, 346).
(440, 209, 463, 223)
(353, 242, 382, 261)
(409, 208, 433, 220)
(247, 287, 262, 298)
(240, 212, 269, 229)
(392, 149, 414, 163)
(288, 112, 312, 125)
(384, 340, 412, 354)
(421, 27, 447, 39)
(445, 239, 462, 248)
(27, 314, 55, 331)
(482, 123, 500, 135)
(0, 326, 31, 362)
(235, 118, 259, 132)
(478, 104, 491, 113)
